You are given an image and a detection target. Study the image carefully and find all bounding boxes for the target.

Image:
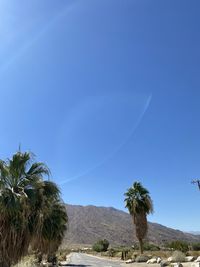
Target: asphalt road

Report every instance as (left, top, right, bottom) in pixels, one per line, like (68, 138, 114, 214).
(67, 252, 123, 267)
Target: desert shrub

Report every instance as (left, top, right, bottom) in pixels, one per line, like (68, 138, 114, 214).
(167, 241, 188, 253)
(143, 242, 160, 251)
(127, 251, 133, 259)
(192, 243, 200, 251)
(13, 255, 38, 267)
(135, 255, 149, 262)
(108, 248, 114, 257)
(114, 251, 123, 257)
(92, 239, 109, 252)
(101, 251, 110, 256)
(92, 243, 104, 252)
(57, 248, 71, 261)
(172, 250, 186, 262)
(132, 252, 139, 258)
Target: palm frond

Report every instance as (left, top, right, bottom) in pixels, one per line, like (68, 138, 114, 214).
(0, 150, 67, 266)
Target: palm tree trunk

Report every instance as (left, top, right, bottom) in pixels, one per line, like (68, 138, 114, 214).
(0, 261, 10, 267)
(139, 239, 143, 255)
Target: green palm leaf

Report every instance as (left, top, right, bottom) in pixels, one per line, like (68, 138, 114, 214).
(0, 150, 68, 267)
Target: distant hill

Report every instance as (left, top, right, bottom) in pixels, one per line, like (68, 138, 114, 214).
(187, 231, 200, 235)
(63, 204, 200, 247)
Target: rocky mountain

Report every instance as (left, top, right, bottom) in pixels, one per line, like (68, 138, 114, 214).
(63, 204, 200, 247)
(187, 231, 200, 235)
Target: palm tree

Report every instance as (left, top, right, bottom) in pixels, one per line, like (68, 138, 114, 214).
(124, 182, 153, 254)
(31, 181, 68, 261)
(191, 179, 200, 190)
(0, 151, 68, 267)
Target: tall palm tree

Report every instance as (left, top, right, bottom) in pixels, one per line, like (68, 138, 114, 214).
(0, 151, 68, 267)
(124, 182, 153, 254)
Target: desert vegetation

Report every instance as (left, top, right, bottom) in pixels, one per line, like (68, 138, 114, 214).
(92, 239, 109, 252)
(87, 239, 200, 263)
(0, 152, 199, 267)
(86, 242, 200, 264)
(0, 151, 68, 267)
(166, 240, 189, 253)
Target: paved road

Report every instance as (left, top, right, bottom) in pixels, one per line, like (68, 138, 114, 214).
(67, 252, 123, 267)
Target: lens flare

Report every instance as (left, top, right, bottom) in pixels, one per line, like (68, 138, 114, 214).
(57, 93, 152, 184)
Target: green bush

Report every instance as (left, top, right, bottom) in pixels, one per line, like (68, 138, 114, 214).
(92, 239, 109, 252)
(192, 243, 200, 251)
(167, 241, 188, 253)
(143, 242, 160, 251)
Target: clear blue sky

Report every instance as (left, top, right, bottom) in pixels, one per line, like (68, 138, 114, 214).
(0, 0, 200, 232)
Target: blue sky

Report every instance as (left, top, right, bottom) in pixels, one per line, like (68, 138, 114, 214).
(0, 0, 200, 232)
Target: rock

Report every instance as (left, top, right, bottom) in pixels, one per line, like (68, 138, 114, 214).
(160, 260, 170, 267)
(157, 257, 162, 264)
(135, 255, 150, 262)
(125, 259, 134, 264)
(172, 263, 183, 267)
(192, 263, 200, 267)
(167, 257, 174, 262)
(147, 258, 157, 264)
(195, 257, 200, 262)
(185, 256, 195, 262)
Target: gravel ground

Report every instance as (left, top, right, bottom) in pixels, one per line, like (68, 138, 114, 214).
(121, 263, 195, 267)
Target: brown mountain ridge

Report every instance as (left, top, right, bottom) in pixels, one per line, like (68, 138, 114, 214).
(63, 204, 200, 246)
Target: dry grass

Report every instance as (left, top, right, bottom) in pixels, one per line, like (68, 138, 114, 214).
(187, 250, 200, 257)
(13, 255, 38, 267)
(57, 248, 71, 261)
